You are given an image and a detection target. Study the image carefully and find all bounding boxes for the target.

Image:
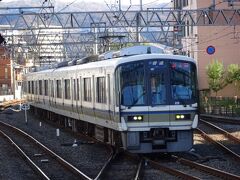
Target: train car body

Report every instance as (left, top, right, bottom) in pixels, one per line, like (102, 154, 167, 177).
(23, 46, 198, 153)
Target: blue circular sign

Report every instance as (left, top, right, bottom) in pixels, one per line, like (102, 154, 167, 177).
(206, 45, 215, 55)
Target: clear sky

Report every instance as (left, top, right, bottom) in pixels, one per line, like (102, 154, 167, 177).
(3, 0, 171, 5)
(85, 0, 171, 5)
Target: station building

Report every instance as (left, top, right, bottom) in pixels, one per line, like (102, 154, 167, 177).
(172, 0, 240, 97)
(0, 46, 11, 97)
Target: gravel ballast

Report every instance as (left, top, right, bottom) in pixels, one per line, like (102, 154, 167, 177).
(0, 110, 110, 179)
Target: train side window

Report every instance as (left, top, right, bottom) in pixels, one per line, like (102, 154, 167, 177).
(56, 80, 62, 98)
(73, 79, 76, 100)
(50, 80, 54, 97)
(83, 77, 91, 102)
(96, 77, 106, 103)
(77, 79, 80, 100)
(39, 80, 43, 95)
(73, 79, 80, 100)
(65, 79, 71, 99)
(28, 81, 31, 94)
(44, 80, 48, 96)
(35, 81, 38, 95)
(31, 81, 34, 94)
(107, 74, 111, 104)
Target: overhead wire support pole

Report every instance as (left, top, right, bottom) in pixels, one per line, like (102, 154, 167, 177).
(212, 0, 216, 10)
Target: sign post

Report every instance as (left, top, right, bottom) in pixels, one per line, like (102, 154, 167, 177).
(21, 103, 30, 124)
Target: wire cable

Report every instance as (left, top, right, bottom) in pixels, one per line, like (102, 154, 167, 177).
(182, 29, 234, 50)
(57, 0, 79, 13)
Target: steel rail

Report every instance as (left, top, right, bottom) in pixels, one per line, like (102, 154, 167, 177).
(172, 155, 240, 179)
(200, 115, 240, 125)
(0, 129, 50, 180)
(94, 146, 114, 180)
(134, 158, 144, 180)
(95, 149, 141, 180)
(0, 121, 92, 180)
(145, 158, 200, 180)
(196, 128, 240, 161)
(200, 119, 240, 143)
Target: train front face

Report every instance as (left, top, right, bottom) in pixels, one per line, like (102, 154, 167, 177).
(116, 57, 198, 153)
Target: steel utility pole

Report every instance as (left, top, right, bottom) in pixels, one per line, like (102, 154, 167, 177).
(212, 0, 216, 9)
(140, 0, 143, 10)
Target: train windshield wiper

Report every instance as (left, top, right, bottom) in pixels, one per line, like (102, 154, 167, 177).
(127, 91, 145, 109)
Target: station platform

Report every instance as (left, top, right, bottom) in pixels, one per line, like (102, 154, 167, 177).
(0, 99, 26, 111)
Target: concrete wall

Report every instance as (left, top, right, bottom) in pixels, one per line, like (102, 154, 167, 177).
(179, 0, 240, 96)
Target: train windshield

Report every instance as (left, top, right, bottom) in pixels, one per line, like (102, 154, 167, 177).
(116, 59, 197, 107)
(170, 61, 197, 104)
(118, 61, 146, 106)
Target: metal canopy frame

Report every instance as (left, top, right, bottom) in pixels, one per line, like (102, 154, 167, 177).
(0, 8, 239, 65)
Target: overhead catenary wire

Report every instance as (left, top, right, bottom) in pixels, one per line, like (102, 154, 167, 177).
(56, 0, 79, 13)
(181, 29, 236, 51)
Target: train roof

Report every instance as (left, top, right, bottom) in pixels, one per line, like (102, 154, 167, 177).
(27, 53, 196, 76)
(26, 45, 196, 76)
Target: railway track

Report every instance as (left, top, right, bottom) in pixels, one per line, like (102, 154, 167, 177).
(200, 115, 240, 125)
(198, 119, 240, 161)
(96, 149, 240, 180)
(96, 150, 200, 179)
(0, 120, 91, 180)
(0, 129, 50, 179)
(145, 157, 201, 179)
(171, 155, 240, 179)
(200, 119, 240, 143)
(144, 153, 240, 179)
(95, 150, 140, 180)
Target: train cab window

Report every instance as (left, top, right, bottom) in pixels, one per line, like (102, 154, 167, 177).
(170, 61, 197, 104)
(117, 61, 146, 106)
(149, 60, 167, 105)
(56, 80, 62, 98)
(83, 78, 92, 102)
(65, 79, 71, 99)
(39, 80, 43, 95)
(96, 77, 106, 103)
(150, 73, 166, 105)
(44, 80, 48, 96)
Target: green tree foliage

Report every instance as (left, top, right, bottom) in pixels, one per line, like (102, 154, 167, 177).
(206, 61, 240, 95)
(226, 64, 240, 91)
(206, 60, 226, 95)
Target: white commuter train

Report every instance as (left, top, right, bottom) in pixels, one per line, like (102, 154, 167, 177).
(23, 45, 199, 153)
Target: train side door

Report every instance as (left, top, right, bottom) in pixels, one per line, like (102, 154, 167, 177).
(147, 60, 170, 126)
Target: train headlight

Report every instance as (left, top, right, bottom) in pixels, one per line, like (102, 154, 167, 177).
(176, 115, 181, 119)
(175, 114, 190, 120)
(128, 115, 144, 121)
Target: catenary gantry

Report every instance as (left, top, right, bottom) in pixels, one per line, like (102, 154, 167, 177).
(0, 8, 239, 64)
